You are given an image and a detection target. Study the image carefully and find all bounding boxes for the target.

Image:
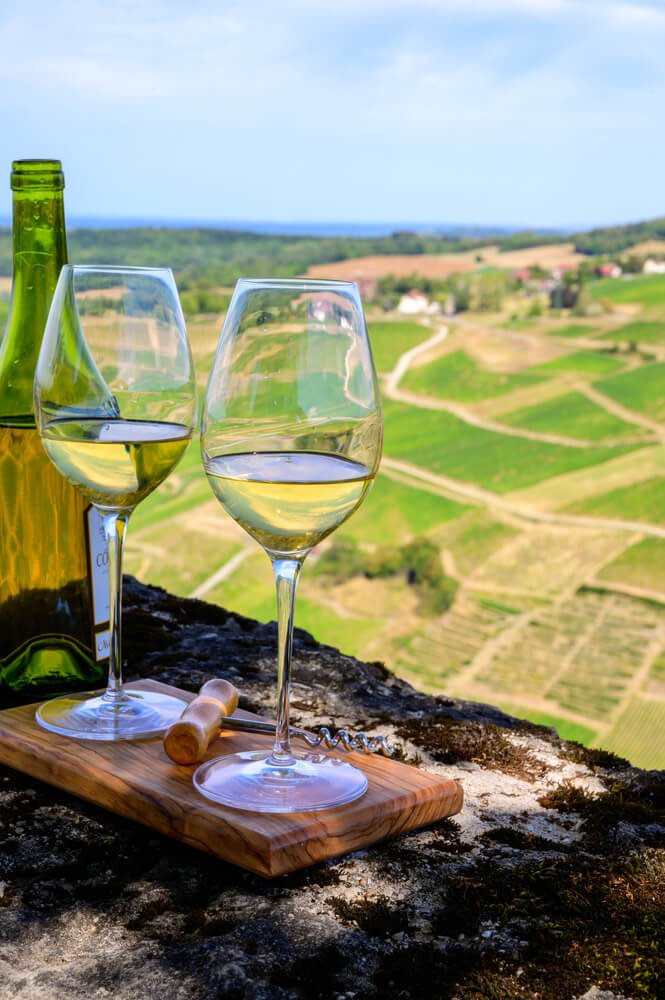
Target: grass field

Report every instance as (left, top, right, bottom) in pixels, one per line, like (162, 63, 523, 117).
(545, 322, 605, 338)
(652, 651, 665, 685)
(200, 548, 389, 659)
(434, 510, 517, 575)
(501, 391, 641, 442)
(600, 320, 665, 344)
(366, 320, 433, 371)
(115, 275, 665, 771)
(508, 444, 665, 511)
(467, 525, 621, 598)
(382, 398, 640, 493)
(339, 473, 469, 544)
(594, 364, 665, 422)
(495, 702, 597, 745)
(600, 697, 665, 768)
(563, 475, 665, 526)
(204, 550, 275, 623)
(293, 597, 385, 656)
(124, 523, 241, 599)
(589, 273, 665, 306)
(472, 589, 664, 726)
(128, 442, 211, 533)
(501, 316, 544, 332)
(402, 349, 545, 402)
(597, 537, 665, 592)
(531, 350, 626, 376)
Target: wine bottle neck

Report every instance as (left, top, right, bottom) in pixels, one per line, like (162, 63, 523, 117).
(12, 191, 68, 264)
(0, 161, 69, 426)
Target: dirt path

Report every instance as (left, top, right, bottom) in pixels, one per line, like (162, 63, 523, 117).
(382, 321, 645, 448)
(381, 455, 665, 539)
(584, 578, 665, 606)
(448, 311, 665, 361)
(189, 548, 252, 600)
(386, 381, 601, 448)
(378, 320, 665, 740)
(384, 325, 449, 394)
(575, 381, 665, 437)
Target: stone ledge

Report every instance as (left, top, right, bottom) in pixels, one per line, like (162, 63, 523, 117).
(0, 577, 662, 1000)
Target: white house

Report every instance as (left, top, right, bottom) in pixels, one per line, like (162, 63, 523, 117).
(643, 258, 665, 275)
(398, 290, 440, 315)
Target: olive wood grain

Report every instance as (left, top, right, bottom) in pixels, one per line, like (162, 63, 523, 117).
(0, 679, 463, 877)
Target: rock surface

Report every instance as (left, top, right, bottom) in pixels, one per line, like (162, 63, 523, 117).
(0, 577, 663, 1000)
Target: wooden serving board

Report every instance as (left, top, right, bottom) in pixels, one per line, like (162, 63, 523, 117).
(0, 679, 463, 877)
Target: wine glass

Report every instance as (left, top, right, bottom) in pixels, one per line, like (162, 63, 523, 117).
(33, 266, 197, 740)
(195, 278, 382, 812)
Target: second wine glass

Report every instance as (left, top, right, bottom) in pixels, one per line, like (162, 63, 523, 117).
(34, 265, 196, 740)
(196, 278, 383, 812)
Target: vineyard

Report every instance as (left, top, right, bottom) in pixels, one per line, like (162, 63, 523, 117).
(122, 270, 665, 769)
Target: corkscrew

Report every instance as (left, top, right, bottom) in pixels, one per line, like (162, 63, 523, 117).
(216, 715, 397, 757)
(163, 679, 399, 765)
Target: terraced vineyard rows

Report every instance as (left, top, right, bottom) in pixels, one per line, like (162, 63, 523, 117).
(468, 591, 665, 725)
(127, 291, 665, 768)
(391, 596, 515, 690)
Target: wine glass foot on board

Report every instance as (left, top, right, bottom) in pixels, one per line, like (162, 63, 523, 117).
(193, 749, 369, 813)
(36, 689, 188, 741)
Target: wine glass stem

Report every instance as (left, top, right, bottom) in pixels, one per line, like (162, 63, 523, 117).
(269, 557, 302, 766)
(101, 510, 130, 704)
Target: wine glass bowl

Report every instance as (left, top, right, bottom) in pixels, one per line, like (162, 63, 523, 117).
(33, 266, 196, 740)
(197, 278, 382, 812)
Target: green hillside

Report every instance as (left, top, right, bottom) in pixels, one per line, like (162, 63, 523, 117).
(367, 320, 433, 372)
(382, 398, 639, 492)
(590, 273, 665, 306)
(594, 364, 665, 422)
(501, 392, 642, 442)
(402, 349, 546, 402)
(55, 221, 663, 772)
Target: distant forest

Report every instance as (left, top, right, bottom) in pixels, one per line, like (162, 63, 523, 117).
(0, 226, 560, 285)
(0, 215, 663, 287)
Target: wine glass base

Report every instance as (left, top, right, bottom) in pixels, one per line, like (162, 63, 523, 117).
(193, 749, 368, 813)
(36, 690, 188, 741)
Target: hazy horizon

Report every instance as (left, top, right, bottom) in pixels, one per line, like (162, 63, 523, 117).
(0, 212, 651, 237)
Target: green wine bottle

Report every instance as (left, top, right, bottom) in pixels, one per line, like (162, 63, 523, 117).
(0, 159, 109, 695)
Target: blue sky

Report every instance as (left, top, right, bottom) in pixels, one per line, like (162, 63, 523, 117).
(1, 0, 664, 228)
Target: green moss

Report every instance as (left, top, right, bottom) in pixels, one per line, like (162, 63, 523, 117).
(560, 740, 631, 772)
(538, 777, 665, 837)
(424, 852, 665, 1000)
(481, 827, 571, 852)
(396, 717, 548, 781)
(329, 894, 412, 938)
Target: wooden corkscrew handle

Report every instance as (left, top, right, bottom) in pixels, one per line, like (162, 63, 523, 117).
(163, 679, 239, 765)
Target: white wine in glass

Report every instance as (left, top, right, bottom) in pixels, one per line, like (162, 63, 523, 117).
(34, 266, 196, 740)
(196, 278, 382, 813)
(204, 452, 375, 555)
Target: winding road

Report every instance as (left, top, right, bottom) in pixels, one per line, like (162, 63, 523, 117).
(190, 314, 665, 598)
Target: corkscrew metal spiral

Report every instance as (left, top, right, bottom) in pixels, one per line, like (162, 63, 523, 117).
(162, 681, 401, 766)
(299, 725, 397, 757)
(218, 716, 399, 758)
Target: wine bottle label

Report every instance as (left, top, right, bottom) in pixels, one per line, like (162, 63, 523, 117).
(86, 507, 111, 660)
(95, 630, 111, 660)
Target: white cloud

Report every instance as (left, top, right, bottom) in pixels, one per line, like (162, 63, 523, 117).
(1, 0, 664, 224)
(606, 0, 665, 26)
(1, 0, 664, 109)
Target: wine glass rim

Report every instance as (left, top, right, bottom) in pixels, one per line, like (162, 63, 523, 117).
(62, 264, 174, 276)
(237, 277, 357, 289)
